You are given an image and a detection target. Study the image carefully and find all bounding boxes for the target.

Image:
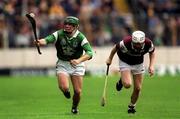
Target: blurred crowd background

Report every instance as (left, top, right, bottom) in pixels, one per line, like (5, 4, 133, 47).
(0, 0, 180, 49)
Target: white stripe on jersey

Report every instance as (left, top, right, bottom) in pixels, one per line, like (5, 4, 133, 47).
(149, 42, 154, 52)
(81, 38, 88, 46)
(73, 30, 79, 38)
(53, 31, 58, 41)
(120, 41, 128, 53)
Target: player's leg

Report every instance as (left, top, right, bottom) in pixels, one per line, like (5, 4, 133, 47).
(128, 63, 144, 114)
(116, 60, 132, 91)
(131, 73, 143, 105)
(121, 70, 132, 89)
(128, 73, 143, 114)
(56, 60, 71, 99)
(116, 70, 132, 91)
(69, 61, 85, 114)
(57, 73, 71, 99)
(70, 75, 83, 114)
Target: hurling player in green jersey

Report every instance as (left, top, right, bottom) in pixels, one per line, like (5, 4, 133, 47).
(35, 16, 93, 114)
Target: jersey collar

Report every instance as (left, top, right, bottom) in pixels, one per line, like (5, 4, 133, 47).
(73, 30, 79, 37)
(69, 30, 79, 39)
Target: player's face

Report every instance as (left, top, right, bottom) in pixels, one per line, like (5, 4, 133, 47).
(132, 42, 144, 50)
(63, 23, 76, 33)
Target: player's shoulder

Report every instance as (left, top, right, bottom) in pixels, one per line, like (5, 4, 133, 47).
(56, 29, 64, 36)
(76, 30, 87, 40)
(144, 37, 155, 52)
(77, 30, 85, 37)
(123, 35, 132, 44)
(144, 37, 153, 45)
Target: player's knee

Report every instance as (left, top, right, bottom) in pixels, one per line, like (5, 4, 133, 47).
(135, 86, 142, 92)
(122, 78, 132, 89)
(59, 85, 69, 92)
(74, 89, 82, 95)
(123, 83, 131, 89)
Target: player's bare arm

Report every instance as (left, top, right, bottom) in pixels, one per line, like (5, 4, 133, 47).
(106, 45, 117, 65)
(148, 51, 155, 76)
(70, 54, 91, 67)
(34, 38, 47, 46)
(70, 42, 93, 67)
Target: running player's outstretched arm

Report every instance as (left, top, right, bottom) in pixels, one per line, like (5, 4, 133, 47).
(149, 50, 155, 76)
(106, 45, 118, 65)
(35, 38, 47, 46)
(35, 33, 57, 46)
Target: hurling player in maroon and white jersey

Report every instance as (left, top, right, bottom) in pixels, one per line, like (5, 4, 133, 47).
(106, 30, 155, 114)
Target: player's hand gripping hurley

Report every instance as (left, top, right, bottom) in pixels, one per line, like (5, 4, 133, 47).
(26, 13, 42, 54)
(101, 64, 110, 107)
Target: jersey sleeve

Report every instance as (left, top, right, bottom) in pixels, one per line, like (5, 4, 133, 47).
(81, 38, 93, 58)
(116, 40, 128, 53)
(44, 31, 58, 44)
(148, 41, 155, 53)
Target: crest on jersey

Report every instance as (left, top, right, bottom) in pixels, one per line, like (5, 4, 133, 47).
(60, 38, 67, 46)
(72, 41, 78, 47)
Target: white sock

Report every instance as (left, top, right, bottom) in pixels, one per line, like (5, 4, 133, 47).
(129, 102, 136, 107)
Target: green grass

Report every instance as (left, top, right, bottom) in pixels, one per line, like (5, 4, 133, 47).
(0, 75, 180, 119)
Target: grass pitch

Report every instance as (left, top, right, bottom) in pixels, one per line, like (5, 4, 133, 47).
(0, 75, 179, 119)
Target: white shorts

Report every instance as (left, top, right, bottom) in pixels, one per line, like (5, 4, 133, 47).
(119, 60, 145, 74)
(56, 59, 85, 76)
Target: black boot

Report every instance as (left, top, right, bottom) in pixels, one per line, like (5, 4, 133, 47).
(71, 107, 79, 114)
(127, 105, 136, 114)
(116, 78, 123, 91)
(63, 90, 71, 99)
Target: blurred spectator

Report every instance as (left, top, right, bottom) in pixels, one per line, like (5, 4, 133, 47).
(177, 16, 180, 45)
(147, 3, 164, 46)
(39, 0, 49, 15)
(15, 18, 32, 47)
(60, 0, 79, 16)
(0, 15, 6, 48)
(162, 15, 178, 46)
(79, 0, 95, 43)
(0, 0, 179, 48)
(148, 15, 164, 46)
(49, 0, 67, 19)
(27, 0, 39, 16)
(127, 0, 180, 46)
(92, 25, 112, 46)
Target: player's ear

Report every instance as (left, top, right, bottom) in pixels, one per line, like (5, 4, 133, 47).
(76, 24, 79, 29)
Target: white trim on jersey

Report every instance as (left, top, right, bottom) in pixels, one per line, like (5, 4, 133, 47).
(119, 41, 128, 53)
(149, 42, 154, 52)
(72, 30, 79, 38)
(69, 30, 80, 40)
(81, 38, 88, 46)
(53, 31, 58, 41)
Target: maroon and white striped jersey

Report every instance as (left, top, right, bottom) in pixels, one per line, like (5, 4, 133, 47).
(116, 36, 155, 65)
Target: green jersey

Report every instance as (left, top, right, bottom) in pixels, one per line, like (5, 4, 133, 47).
(45, 30, 93, 61)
